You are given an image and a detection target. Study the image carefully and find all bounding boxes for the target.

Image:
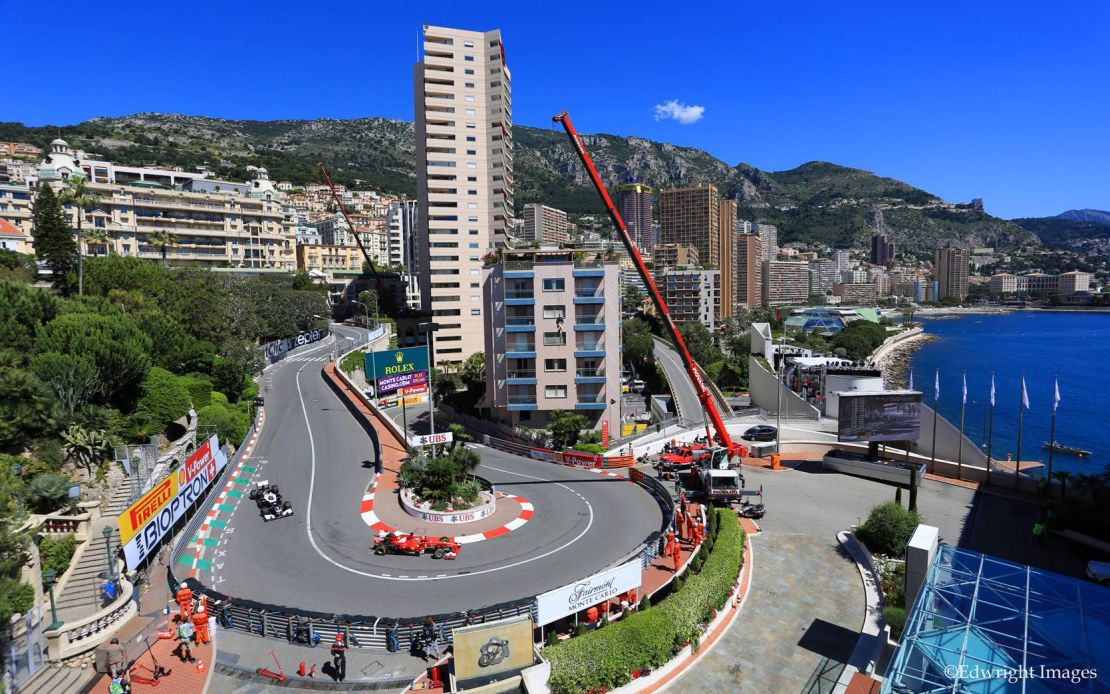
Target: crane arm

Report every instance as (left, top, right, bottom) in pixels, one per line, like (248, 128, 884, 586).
(551, 112, 740, 455)
(318, 163, 383, 291)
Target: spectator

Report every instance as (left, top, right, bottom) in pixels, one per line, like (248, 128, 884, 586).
(105, 637, 127, 678)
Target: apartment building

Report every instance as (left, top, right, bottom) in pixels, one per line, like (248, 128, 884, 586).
(521, 203, 569, 244)
(662, 266, 720, 330)
(414, 24, 513, 365)
(808, 259, 837, 294)
(833, 282, 879, 303)
(0, 142, 41, 159)
(754, 223, 778, 262)
(317, 215, 389, 265)
(652, 242, 699, 277)
(835, 249, 851, 273)
(934, 247, 970, 300)
(388, 200, 420, 308)
(0, 219, 32, 253)
(870, 232, 895, 265)
(1058, 270, 1092, 294)
(482, 248, 620, 435)
(762, 259, 810, 306)
(989, 273, 1021, 295)
(296, 244, 365, 273)
(659, 184, 719, 268)
(0, 182, 33, 233)
(718, 198, 736, 319)
(735, 234, 763, 308)
(618, 181, 653, 253)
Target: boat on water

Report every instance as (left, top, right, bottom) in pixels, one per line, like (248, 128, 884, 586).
(1042, 441, 1092, 458)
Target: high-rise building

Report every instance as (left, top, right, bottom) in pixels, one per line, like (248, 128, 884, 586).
(1057, 270, 1092, 294)
(662, 267, 721, 330)
(735, 234, 763, 308)
(414, 25, 512, 365)
(808, 259, 837, 294)
(754, 223, 778, 263)
(659, 183, 720, 268)
(388, 200, 420, 309)
(618, 181, 653, 253)
(835, 249, 851, 273)
(521, 203, 569, 244)
(483, 248, 621, 435)
(934, 247, 970, 300)
(870, 232, 896, 265)
(762, 259, 809, 306)
(736, 218, 753, 236)
(718, 199, 736, 320)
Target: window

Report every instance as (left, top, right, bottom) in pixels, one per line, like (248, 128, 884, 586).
(469, 243, 479, 248)
(467, 203, 478, 209)
(464, 68, 474, 75)
(464, 96, 476, 102)
(466, 122, 476, 129)
(471, 308, 481, 315)
(543, 331, 566, 346)
(467, 216, 479, 222)
(465, 109, 476, 115)
(469, 229, 479, 235)
(542, 305, 566, 319)
(466, 149, 477, 155)
(545, 385, 567, 399)
(543, 278, 565, 292)
(464, 55, 474, 61)
(466, 162, 477, 169)
(467, 176, 478, 182)
(468, 190, 478, 195)
(545, 359, 567, 372)
(463, 40, 474, 47)
(470, 269, 480, 275)
(466, 136, 476, 142)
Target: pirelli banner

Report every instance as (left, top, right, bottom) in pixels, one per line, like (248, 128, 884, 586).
(120, 435, 228, 570)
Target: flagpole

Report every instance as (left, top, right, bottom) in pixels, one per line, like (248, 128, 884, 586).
(1015, 373, 1025, 490)
(986, 372, 995, 485)
(1046, 376, 1058, 497)
(957, 370, 966, 479)
(930, 369, 939, 475)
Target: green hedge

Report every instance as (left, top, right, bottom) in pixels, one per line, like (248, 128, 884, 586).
(39, 534, 77, 578)
(546, 509, 745, 694)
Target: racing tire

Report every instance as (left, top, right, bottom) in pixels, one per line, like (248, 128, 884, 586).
(248, 489, 259, 500)
(282, 501, 292, 511)
(433, 548, 446, 560)
(374, 545, 386, 556)
(270, 486, 279, 495)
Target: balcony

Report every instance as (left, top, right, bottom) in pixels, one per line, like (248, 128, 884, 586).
(573, 285, 605, 304)
(504, 288, 535, 306)
(504, 315, 535, 332)
(574, 314, 605, 331)
(575, 367, 607, 384)
(505, 342, 536, 359)
(575, 392, 608, 410)
(574, 343, 605, 358)
(506, 368, 537, 385)
(507, 394, 538, 411)
(572, 265, 605, 278)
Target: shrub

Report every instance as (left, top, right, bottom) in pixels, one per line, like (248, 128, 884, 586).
(134, 368, 191, 425)
(639, 595, 651, 610)
(546, 509, 744, 694)
(340, 349, 367, 375)
(545, 629, 560, 647)
(878, 560, 907, 607)
(855, 502, 921, 558)
(884, 606, 907, 640)
(26, 474, 71, 513)
(39, 534, 77, 577)
(0, 578, 35, 622)
(197, 404, 250, 446)
(180, 374, 214, 410)
(572, 443, 605, 455)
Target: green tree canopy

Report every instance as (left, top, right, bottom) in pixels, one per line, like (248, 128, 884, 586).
(35, 312, 152, 406)
(29, 352, 99, 418)
(549, 410, 589, 450)
(623, 317, 654, 367)
(678, 322, 723, 366)
(0, 280, 58, 357)
(83, 255, 167, 297)
(0, 368, 59, 451)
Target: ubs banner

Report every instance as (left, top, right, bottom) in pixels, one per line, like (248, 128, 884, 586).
(119, 435, 228, 570)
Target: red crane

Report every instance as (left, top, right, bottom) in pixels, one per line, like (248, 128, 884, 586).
(552, 112, 746, 460)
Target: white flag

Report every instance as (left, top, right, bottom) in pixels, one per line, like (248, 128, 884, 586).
(962, 372, 967, 405)
(990, 373, 995, 408)
(1021, 375, 1030, 410)
(934, 369, 940, 401)
(1053, 377, 1060, 413)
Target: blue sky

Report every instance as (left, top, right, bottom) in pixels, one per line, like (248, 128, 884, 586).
(6, 0, 1107, 218)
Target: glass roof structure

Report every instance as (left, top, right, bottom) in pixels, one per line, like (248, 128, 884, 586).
(882, 545, 1110, 693)
(784, 309, 846, 334)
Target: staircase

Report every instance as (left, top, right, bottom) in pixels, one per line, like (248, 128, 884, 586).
(53, 484, 133, 622)
(15, 663, 94, 694)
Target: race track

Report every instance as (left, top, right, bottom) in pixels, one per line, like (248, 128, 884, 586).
(190, 326, 662, 618)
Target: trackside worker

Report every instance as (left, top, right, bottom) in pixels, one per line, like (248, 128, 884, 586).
(331, 632, 347, 682)
(665, 530, 676, 558)
(672, 543, 682, 573)
(675, 512, 685, 541)
(175, 584, 193, 622)
(192, 600, 210, 645)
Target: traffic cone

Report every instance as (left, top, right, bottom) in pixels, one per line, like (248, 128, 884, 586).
(196, 659, 205, 673)
(309, 664, 316, 678)
(297, 661, 306, 677)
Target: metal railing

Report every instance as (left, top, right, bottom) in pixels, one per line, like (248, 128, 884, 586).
(507, 395, 537, 405)
(575, 368, 605, 378)
(505, 290, 534, 299)
(505, 343, 535, 353)
(507, 369, 536, 379)
(574, 288, 603, 298)
(505, 316, 535, 326)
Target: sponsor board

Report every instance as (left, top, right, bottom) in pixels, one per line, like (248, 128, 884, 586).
(376, 369, 428, 395)
(535, 560, 641, 625)
(561, 451, 602, 468)
(120, 436, 227, 571)
(399, 384, 428, 396)
(366, 346, 429, 381)
(452, 615, 535, 688)
(601, 420, 610, 449)
(411, 431, 454, 447)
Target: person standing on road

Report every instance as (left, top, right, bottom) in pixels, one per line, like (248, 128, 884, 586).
(331, 632, 347, 682)
(192, 599, 210, 645)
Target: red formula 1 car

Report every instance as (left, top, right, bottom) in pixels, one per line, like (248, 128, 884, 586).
(372, 533, 460, 559)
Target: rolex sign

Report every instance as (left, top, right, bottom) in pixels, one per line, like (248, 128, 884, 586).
(366, 346, 430, 381)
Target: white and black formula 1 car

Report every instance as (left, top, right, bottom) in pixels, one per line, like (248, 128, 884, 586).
(247, 481, 293, 521)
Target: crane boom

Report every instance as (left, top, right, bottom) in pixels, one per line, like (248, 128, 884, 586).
(318, 163, 383, 291)
(552, 112, 741, 456)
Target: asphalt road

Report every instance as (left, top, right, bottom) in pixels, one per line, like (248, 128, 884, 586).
(652, 336, 729, 425)
(198, 325, 661, 618)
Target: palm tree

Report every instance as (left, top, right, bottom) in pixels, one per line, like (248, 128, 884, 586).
(83, 227, 113, 257)
(1052, 470, 1074, 501)
(146, 230, 178, 267)
(58, 176, 101, 295)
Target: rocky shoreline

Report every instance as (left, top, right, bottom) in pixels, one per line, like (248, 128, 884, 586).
(876, 332, 939, 388)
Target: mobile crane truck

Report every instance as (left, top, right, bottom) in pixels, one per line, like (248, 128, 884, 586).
(553, 112, 748, 506)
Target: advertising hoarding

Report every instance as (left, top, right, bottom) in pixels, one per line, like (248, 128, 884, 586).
(366, 346, 429, 381)
(837, 391, 923, 443)
(376, 369, 428, 395)
(120, 435, 228, 570)
(451, 615, 535, 688)
(535, 560, 641, 625)
(411, 432, 454, 447)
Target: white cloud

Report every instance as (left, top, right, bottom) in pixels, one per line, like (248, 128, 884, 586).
(652, 100, 705, 125)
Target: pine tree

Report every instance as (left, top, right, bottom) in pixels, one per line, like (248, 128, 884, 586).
(31, 186, 76, 294)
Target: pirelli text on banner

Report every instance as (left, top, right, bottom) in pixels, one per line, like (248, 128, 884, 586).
(119, 435, 228, 570)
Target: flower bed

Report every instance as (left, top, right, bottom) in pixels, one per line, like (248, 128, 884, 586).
(545, 508, 745, 694)
(399, 486, 496, 524)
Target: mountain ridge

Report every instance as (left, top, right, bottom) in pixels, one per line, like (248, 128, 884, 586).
(0, 113, 1038, 256)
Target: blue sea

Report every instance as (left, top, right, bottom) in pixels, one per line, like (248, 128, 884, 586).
(908, 311, 1110, 478)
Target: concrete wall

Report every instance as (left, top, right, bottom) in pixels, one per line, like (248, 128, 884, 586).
(749, 355, 820, 419)
(911, 402, 989, 473)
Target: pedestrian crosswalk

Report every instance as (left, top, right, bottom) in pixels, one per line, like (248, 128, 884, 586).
(284, 355, 328, 363)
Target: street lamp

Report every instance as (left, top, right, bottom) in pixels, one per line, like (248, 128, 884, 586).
(418, 322, 441, 446)
(355, 301, 378, 404)
(102, 525, 116, 582)
(44, 569, 63, 631)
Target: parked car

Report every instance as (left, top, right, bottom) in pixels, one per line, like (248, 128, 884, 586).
(1087, 560, 1110, 585)
(741, 425, 778, 442)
